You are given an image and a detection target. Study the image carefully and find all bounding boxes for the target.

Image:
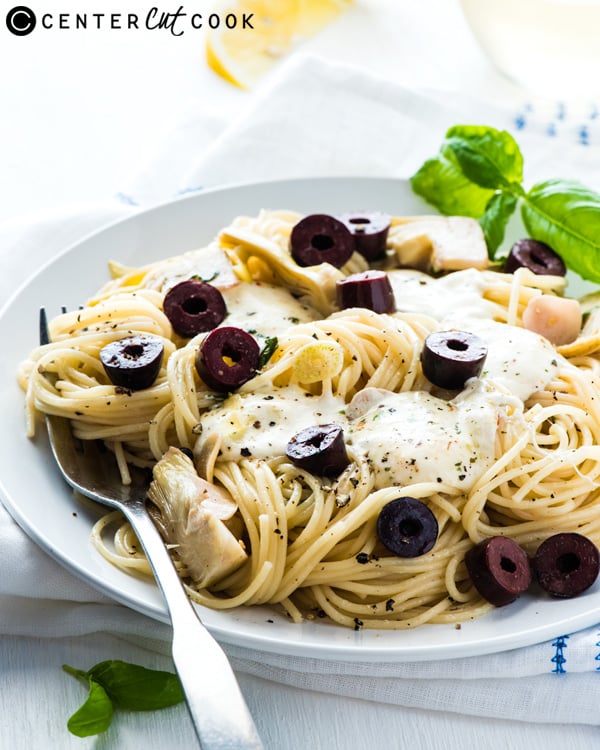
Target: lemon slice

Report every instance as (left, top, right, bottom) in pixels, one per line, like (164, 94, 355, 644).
(206, 0, 353, 89)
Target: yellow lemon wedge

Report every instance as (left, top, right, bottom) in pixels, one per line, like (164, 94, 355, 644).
(205, 0, 354, 89)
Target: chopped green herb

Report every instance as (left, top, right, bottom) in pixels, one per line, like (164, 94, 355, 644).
(259, 336, 278, 369)
(190, 271, 218, 283)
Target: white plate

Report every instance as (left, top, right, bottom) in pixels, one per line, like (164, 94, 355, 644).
(1, 176, 599, 663)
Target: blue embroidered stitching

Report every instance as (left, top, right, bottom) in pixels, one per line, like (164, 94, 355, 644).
(115, 192, 139, 206)
(176, 185, 204, 196)
(551, 635, 569, 674)
(594, 632, 600, 671)
(513, 113, 526, 131)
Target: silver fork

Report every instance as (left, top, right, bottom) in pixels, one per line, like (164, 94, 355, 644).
(39, 308, 263, 750)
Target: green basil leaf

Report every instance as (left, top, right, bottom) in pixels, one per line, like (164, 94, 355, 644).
(410, 153, 494, 218)
(479, 192, 518, 257)
(88, 660, 184, 711)
(442, 125, 524, 190)
(521, 179, 600, 283)
(259, 336, 278, 369)
(67, 679, 114, 737)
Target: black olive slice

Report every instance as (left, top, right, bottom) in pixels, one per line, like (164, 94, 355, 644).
(337, 210, 391, 261)
(533, 532, 600, 598)
(376, 497, 438, 558)
(285, 423, 349, 477)
(504, 239, 566, 276)
(421, 330, 487, 391)
(290, 214, 355, 268)
(100, 335, 164, 391)
(163, 279, 227, 337)
(195, 326, 260, 393)
(465, 536, 531, 607)
(336, 270, 396, 314)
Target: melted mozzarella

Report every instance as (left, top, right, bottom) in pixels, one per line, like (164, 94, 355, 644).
(196, 386, 346, 461)
(195, 265, 564, 489)
(446, 317, 560, 402)
(346, 382, 522, 491)
(197, 378, 525, 494)
(222, 282, 318, 339)
(388, 269, 560, 401)
(388, 268, 495, 321)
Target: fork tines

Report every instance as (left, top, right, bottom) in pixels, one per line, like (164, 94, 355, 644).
(39, 307, 50, 346)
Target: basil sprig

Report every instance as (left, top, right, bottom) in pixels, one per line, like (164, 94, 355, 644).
(411, 124, 600, 282)
(63, 660, 184, 737)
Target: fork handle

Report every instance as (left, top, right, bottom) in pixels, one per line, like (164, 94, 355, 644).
(122, 499, 264, 750)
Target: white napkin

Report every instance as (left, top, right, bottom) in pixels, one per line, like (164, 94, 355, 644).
(3, 54, 600, 728)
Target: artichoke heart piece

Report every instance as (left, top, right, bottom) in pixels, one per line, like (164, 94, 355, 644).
(388, 216, 489, 272)
(219, 225, 342, 315)
(148, 447, 247, 588)
(93, 242, 240, 303)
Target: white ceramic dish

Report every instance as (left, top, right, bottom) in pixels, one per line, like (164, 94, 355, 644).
(1, 176, 599, 662)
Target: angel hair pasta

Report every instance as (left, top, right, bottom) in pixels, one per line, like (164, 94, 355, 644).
(18, 208, 600, 630)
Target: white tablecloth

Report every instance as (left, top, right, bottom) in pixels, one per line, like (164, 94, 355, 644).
(2, 2, 600, 748)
